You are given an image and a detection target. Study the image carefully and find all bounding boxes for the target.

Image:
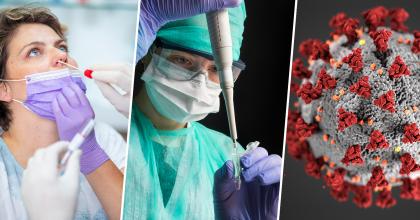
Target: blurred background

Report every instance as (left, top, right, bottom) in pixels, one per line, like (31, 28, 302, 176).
(0, 0, 139, 135)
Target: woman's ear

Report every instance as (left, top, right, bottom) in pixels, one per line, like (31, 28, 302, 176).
(0, 82, 12, 102)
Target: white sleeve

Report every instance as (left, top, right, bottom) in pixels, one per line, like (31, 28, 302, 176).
(94, 121, 127, 169)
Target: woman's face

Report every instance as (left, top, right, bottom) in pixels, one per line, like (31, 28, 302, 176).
(4, 23, 77, 100)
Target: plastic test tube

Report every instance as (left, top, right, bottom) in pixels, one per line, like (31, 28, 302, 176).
(233, 141, 260, 189)
(233, 141, 241, 189)
(60, 119, 95, 168)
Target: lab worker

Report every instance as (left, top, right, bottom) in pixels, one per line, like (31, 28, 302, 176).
(123, 0, 282, 219)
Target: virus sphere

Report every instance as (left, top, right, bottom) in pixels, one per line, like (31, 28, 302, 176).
(288, 6, 420, 208)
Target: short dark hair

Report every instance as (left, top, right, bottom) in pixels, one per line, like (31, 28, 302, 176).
(0, 6, 64, 131)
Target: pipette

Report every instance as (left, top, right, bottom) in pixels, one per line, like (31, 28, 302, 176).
(206, 9, 241, 189)
(60, 119, 95, 168)
(57, 61, 127, 96)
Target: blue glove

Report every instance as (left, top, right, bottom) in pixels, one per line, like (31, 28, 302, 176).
(137, 0, 242, 60)
(214, 147, 282, 220)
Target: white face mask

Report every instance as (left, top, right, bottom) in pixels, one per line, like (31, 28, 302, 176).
(141, 54, 222, 123)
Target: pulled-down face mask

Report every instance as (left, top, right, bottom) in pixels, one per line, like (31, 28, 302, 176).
(0, 68, 86, 120)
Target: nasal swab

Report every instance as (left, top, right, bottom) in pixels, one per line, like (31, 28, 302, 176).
(58, 61, 127, 95)
(57, 60, 93, 78)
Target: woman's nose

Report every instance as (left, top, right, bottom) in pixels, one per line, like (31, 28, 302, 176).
(52, 48, 68, 68)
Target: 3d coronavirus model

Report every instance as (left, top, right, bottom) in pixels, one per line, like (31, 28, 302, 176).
(288, 6, 419, 208)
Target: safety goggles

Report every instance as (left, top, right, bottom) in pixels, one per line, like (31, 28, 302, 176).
(153, 39, 246, 84)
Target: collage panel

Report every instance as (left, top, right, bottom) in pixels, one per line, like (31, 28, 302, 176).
(122, 0, 292, 219)
(0, 1, 137, 219)
(281, 0, 419, 219)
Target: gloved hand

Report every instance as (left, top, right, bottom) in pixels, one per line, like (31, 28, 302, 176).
(89, 64, 132, 118)
(138, 0, 243, 59)
(21, 141, 81, 220)
(214, 147, 282, 220)
(52, 83, 109, 174)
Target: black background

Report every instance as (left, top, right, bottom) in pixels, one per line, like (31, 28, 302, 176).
(280, 0, 420, 219)
(201, 0, 295, 157)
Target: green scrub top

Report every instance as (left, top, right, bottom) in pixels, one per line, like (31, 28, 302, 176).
(122, 104, 242, 219)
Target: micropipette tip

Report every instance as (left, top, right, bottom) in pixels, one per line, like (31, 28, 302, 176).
(232, 140, 241, 190)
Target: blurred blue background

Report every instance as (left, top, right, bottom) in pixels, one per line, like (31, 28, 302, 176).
(0, 0, 139, 134)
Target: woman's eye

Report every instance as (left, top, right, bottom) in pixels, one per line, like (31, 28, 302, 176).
(209, 65, 218, 73)
(28, 48, 41, 57)
(59, 45, 68, 52)
(173, 56, 191, 65)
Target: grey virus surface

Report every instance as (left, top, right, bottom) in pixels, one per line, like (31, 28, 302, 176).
(302, 29, 419, 186)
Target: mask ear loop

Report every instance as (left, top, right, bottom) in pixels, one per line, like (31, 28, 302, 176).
(0, 79, 26, 82)
(0, 79, 26, 104)
(11, 98, 23, 104)
(0, 79, 27, 106)
(11, 98, 32, 113)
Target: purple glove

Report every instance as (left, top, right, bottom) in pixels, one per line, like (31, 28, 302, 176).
(52, 83, 109, 175)
(137, 0, 242, 59)
(214, 147, 282, 220)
